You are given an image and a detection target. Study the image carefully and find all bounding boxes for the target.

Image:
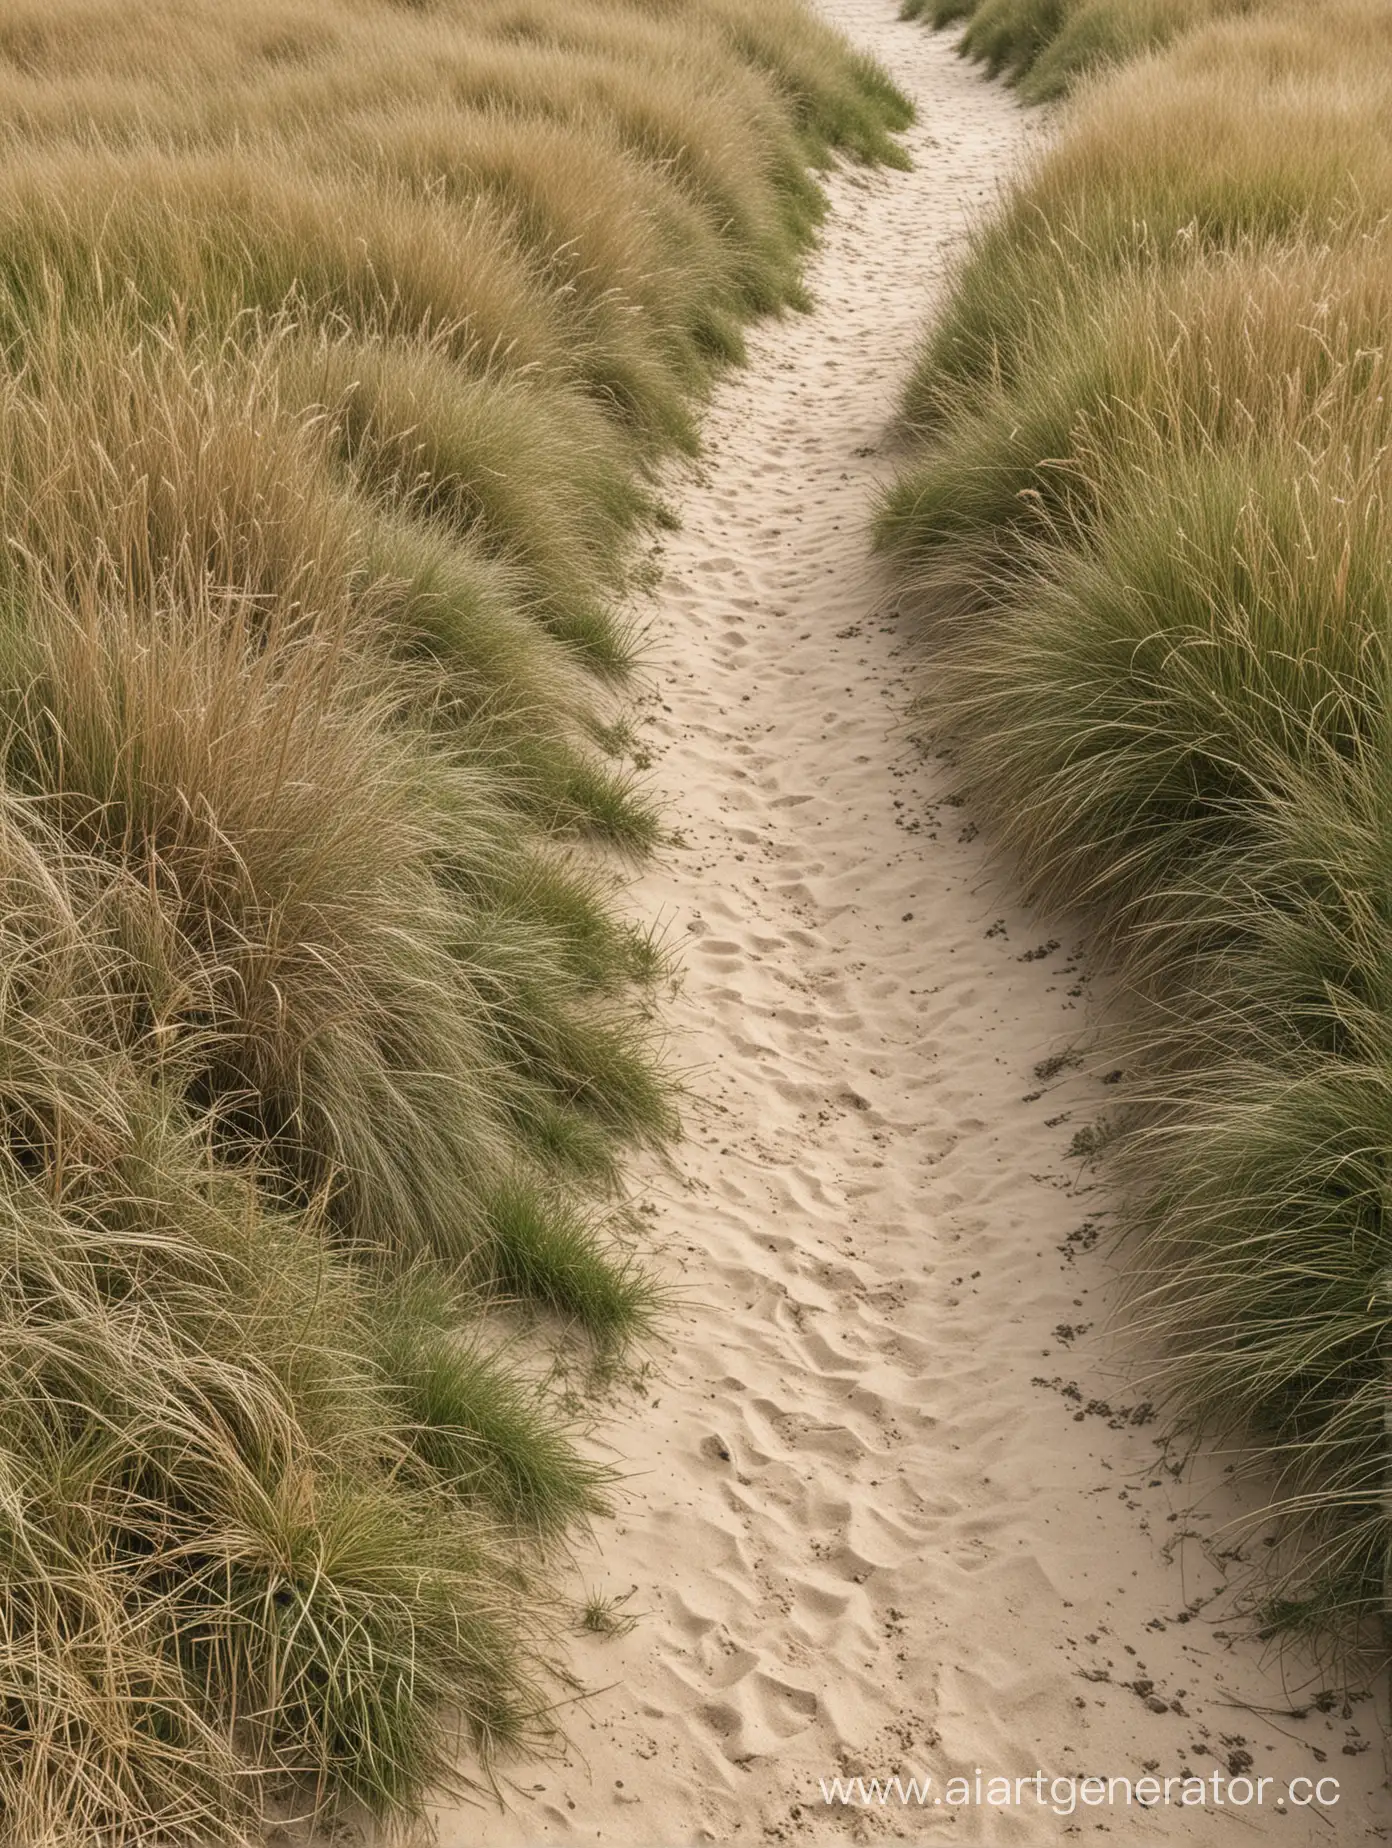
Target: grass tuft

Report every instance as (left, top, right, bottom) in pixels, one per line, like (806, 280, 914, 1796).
(486, 1177, 659, 1352)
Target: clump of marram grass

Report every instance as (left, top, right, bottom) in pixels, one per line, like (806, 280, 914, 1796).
(899, 10, 1392, 427)
(879, 231, 1392, 595)
(677, 0, 915, 165)
(0, 0, 910, 1836)
(908, 430, 1392, 964)
(288, 328, 652, 665)
(0, 325, 671, 1293)
(885, 0, 1392, 1661)
(1117, 828, 1392, 1640)
(0, 805, 566, 1841)
(904, 0, 1260, 100)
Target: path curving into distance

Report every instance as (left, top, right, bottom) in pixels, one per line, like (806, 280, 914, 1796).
(446, 5, 1390, 1843)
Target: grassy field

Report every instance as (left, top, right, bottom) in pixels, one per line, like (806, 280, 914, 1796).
(886, 0, 1392, 1655)
(0, 2, 908, 1840)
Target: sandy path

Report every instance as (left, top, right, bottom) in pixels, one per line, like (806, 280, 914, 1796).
(438, 7, 1391, 1844)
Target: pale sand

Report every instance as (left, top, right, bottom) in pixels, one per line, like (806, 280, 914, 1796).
(435, 6, 1391, 1843)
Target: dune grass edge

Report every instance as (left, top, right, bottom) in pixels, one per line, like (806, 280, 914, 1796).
(0, 1, 911, 1838)
(887, 0, 1392, 1659)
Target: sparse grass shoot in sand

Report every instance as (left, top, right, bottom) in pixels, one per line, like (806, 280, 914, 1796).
(890, 0, 1392, 1658)
(580, 1588, 639, 1637)
(0, 0, 909, 1839)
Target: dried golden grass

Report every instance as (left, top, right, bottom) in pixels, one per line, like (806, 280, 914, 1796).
(0, 0, 909, 1836)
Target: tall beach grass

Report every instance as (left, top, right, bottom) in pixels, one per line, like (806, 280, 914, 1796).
(889, 0, 1392, 1655)
(0, 0, 909, 1838)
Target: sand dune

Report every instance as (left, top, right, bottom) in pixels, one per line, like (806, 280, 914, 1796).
(436, 5, 1391, 1842)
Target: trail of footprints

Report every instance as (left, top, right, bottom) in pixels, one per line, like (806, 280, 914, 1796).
(451, 5, 1390, 1843)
